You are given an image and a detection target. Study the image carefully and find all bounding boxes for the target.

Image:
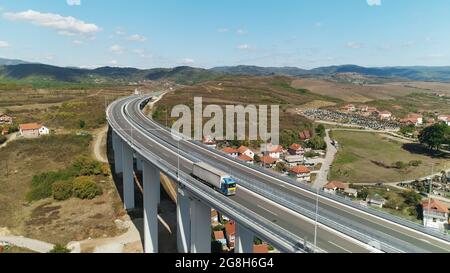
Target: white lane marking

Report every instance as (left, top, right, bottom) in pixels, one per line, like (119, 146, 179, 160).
(257, 205, 278, 217)
(328, 241, 351, 253)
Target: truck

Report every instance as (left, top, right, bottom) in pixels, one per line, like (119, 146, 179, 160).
(192, 162, 237, 196)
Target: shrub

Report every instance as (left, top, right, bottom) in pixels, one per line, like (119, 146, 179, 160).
(52, 180, 74, 201)
(393, 161, 408, 169)
(101, 163, 110, 176)
(0, 135, 6, 144)
(409, 160, 422, 167)
(49, 244, 71, 253)
(71, 156, 102, 176)
(27, 171, 73, 201)
(73, 177, 102, 200)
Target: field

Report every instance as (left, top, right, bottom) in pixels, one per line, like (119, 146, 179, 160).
(329, 131, 449, 183)
(0, 135, 126, 244)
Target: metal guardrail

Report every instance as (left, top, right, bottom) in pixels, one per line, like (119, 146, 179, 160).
(107, 98, 314, 253)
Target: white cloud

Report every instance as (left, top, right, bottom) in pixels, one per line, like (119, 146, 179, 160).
(127, 34, 147, 42)
(57, 30, 76, 36)
(109, 44, 123, 54)
(217, 28, 229, 33)
(110, 60, 118, 65)
(67, 0, 81, 6)
(115, 28, 126, 36)
(346, 42, 362, 49)
(181, 58, 194, 65)
(0, 41, 9, 48)
(45, 55, 55, 61)
(72, 40, 83, 45)
(237, 44, 251, 50)
(3, 10, 100, 35)
(236, 29, 247, 35)
(367, 0, 381, 6)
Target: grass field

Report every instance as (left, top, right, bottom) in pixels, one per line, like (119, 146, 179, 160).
(329, 131, 449, 183)
(0, 134, 124, 245)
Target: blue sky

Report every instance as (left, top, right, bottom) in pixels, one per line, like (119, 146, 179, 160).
(0, 0, 449, 69)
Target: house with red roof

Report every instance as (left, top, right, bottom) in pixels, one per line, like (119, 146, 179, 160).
(0, 113, 13, 125)
(253, 244, 269, 253)
(422, 199, 449, 231)
(289, 165, 311, 182)
(224, 221, 236, 248)
(260, 156, 277, 168)
(288, 143, 304, 156)
(202, 135, 217, 148)
(238, 154, 254, 164)
(221, 147, 239, 158)
(19, 123, 49, 138)
(438, 115, 450, 126)
(400, 113, 423, 126)
(261, 144, 284, 159)
(341, 104, 356, 112)
(237, 146, 255, 159)
(323, 181, 357, 197)
(299, 130, 312, 141)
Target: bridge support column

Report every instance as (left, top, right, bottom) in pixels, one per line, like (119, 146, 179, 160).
(135, 154, 143, 172)
(177, 187, 191, 253)
(122, 144, 135, 210)
(235, 223, 254, 253)
(112, 132, 123, 174)
(190, 199, 211, 253)
(143, 161, 160, 253)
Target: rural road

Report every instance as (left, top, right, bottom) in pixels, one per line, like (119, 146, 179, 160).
(0, 236, 54, 253)
(0, 133, 17, 149)
(92, 126, 108, 163)
(312, 129, 337, 189)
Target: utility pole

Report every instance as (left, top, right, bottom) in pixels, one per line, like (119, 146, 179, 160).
(427, 163, 433, 229)
(314, 186, 319, 252)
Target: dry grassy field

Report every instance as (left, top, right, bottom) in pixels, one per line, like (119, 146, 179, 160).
(290, 78, 438, 102)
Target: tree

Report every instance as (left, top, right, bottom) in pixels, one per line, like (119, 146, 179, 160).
(78, 119, 86, 129)
(403, 190, 422, 206)
(315, 124, 326, 138)
(275, 162, 288, 173)
(0, 135, 6, 145)
(400, 124, 415, 135)
(253, 154, 261, 163)
(49, 244, 71, 253)
(418, 122, 450, 150)
(308, 136, 326, 150)
(73, 176, 102, 200)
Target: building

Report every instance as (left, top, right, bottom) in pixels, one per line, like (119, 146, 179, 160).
(224, 221, 236, 248)
(203, 135, 217, 148)
(341, 104, 356, 112)
(378, 111, 393, 120)
(299, 130, 312, 141)
(438, 115, 450, 126)
(237, 154, 254, 164)
(288, 143, 304, 156)
(284, 155, 304, 167)
(422, 199, 449, 231)
(19, 123, 49, 138)
(213, 230, 227, 249)
(323, 181, 357, 197)
(237, 146, 255, 159)
(261, 144, 284, 159)
(289, 165, 311, 182)
(367, 194, 386, 208)
(260, 156, 277, 168)
(0, 113, 13, 125)
(358, 105, 369, 112)
(253, 244, 269, 253)
(401, 113, 423, 126)
(1, 128, 8, 136)
(211, 210, 219, 226)
(221, 147, 239, 158)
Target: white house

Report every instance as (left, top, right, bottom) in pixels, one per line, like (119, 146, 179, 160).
(221, 147, 239, 158)
(19, 123, 49, 138)
(261, 144, 284, 159)
(284, 155, 304, 167)
(237, 146, 255, 159)
(289, 165, 311, 182)
(422, 199, 449, 231)
(378, 111, 393, 121)
(438, 115, 450, 126)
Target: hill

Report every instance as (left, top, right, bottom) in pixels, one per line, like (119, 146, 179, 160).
(0, 57, 30, 66)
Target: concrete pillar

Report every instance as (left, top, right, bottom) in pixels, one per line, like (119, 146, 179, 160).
(135, 154, 143, 172)
(177, 188, 191, 253)
(190, 199, 211, 253)
(235, 223, 254, 253)
(112, 132, 123, 174)
(143, 161, 160, 253)
(122, 143, 135, 210)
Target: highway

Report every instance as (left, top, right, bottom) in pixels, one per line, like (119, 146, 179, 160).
(109, 94, 450, 253)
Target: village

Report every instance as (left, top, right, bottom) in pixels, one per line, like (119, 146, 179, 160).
(204, 101, 450, 249)
(0, 112, 50, 142)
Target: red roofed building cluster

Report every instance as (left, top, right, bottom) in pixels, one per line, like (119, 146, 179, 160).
(422, 199, 449, 231)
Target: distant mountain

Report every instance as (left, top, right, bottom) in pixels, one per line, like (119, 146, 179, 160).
(0, 63, 221, 85)
(0, 57, 30, 66)
(211, 65, 450, 82)
(1, 60, 450, 85)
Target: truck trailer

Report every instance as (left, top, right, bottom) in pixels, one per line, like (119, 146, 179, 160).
(192, 162, 237, 196)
